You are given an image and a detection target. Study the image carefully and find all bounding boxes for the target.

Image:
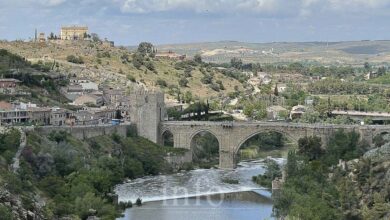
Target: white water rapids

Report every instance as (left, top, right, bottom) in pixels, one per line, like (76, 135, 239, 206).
(115, 158, 285, 203)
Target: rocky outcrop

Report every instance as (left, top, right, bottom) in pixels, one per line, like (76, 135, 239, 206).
(364, 142, 390, 163)
(0, 188, 45, 220)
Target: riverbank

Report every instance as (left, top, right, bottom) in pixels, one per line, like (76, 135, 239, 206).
(0, 130, 175, 219)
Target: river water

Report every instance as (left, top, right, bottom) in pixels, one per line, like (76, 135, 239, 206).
(115, 159, 283, 220)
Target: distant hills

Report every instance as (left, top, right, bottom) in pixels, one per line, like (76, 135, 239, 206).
(152, 40, 390, 65)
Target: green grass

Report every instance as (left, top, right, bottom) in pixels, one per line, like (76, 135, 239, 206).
(367, 74, 390, 84)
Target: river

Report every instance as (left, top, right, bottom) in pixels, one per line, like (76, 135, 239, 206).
(115, 159, 283, 220)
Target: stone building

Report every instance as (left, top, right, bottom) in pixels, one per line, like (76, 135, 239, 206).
(29, 107, 51, 125)
(60, 26, 88, 40)
(266, 105, 288, 121)
(50, 108, 70, 126)
(0, 101, 29, 125)
(155, 51, 186, 60)
(0, 78, 21, 94)
(103, 87, 125, 107)
(38, 33, 46, 42)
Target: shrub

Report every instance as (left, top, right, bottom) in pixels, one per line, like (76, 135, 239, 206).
(209, 83, 220, 92)
(127, 75, 136, 82)
(66, 55, 84, 64)
(201, 75, 213, 84)
(156, 79, 168, 88)
(179, 77, 189, 87)
(145, 61, 156, 71)
(222, 178, 239, 184)
(48, 131, 69, 143)
(0, 205, 12, 220)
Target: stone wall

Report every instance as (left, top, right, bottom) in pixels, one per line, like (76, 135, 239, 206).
(36, 124, 129, 140)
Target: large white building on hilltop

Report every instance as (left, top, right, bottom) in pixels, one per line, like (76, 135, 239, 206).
(60, 26, 88, 40)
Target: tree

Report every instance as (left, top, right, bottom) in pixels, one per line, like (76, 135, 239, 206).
(145, 61, 156, 72)
(184, 66, 193, 77)
(137, 42, 154, 55)
(179, 77, 189, 87)
(364, 62, 371, 72)
(285, 150, 299, 177)
(216, 80, 225, 90)
(90, 33, 100, 42)
(194, 54, 202, 64)
(132, 53, 144, 69)
(243, 101, 267, 120)
(324, 130, 365, 166)
(230, 57, 243, 69)
(377, 66, 386, 76)
(362, 193, 390, 220)
(0, 205, 12, 220)
(201, 74, 213, 84)
(184, 91, 193, 103)
(297, 136, 324, 161)
(49, 32, 55, 40)
(274, 83, 279, 96)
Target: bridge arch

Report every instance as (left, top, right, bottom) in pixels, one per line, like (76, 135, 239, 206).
(234, 128, 300, 154)
(189, 129, 222, 147)
(189, 129, 220, 165)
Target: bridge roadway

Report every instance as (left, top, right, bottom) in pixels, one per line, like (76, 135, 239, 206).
(160, 121, 390, 169)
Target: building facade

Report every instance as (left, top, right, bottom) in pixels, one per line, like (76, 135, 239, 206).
(0, 78, 21, 94)
(60, 26, 88, 40)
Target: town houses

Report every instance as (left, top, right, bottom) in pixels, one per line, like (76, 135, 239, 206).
(0, 74, 129, 126)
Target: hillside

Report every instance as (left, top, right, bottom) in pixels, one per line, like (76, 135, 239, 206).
(0, 41, 244, 100)
(0, 49, 70, 107)
(154, 40, 390, 65)
(0, 129, 175, 219)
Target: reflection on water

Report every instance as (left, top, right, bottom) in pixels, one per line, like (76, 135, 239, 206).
(118, 191, 274, 220)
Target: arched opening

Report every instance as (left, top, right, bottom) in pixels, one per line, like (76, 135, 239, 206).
(237, 131, 296, 162)
(190, 131, 220, 168)
(162, 130, 174, 147)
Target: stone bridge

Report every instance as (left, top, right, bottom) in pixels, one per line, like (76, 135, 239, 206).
(159, 121, 390, 169)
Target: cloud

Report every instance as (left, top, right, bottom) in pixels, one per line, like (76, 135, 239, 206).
(116, 0, 294, 14)
(327, 0, 390, 10)
(2, 0, 67, 7)
(41, 0, 67, 6)
(114, 0, 390, 16)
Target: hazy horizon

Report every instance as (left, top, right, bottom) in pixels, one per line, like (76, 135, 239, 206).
(1, 0, 390, 46)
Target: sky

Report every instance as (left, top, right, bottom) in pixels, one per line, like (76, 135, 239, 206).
(0, 0, 390, 46)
